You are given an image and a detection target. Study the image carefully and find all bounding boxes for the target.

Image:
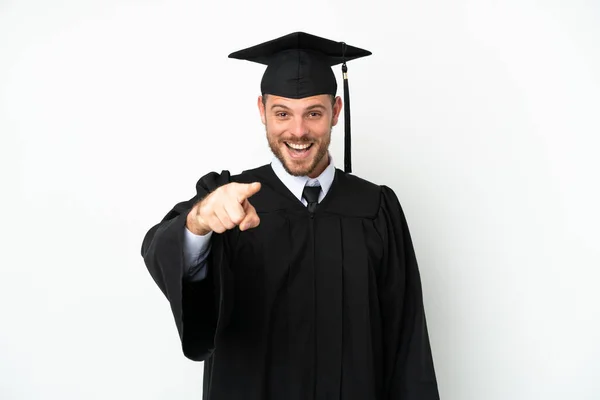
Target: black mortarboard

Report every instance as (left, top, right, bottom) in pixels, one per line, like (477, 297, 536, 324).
(228, 32, 372, 173)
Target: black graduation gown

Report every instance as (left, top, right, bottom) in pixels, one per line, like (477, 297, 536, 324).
(141, 164, 439, 400)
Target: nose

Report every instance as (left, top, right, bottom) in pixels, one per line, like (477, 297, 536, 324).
(289, 116, 308, 138)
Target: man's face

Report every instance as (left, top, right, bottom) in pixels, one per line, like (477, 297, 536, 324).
(258, 94, 342, 177)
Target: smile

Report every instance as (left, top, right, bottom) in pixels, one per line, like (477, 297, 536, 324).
(285, 142, 313, 151)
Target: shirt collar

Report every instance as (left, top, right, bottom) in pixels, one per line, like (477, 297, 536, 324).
(270, 153, 336, 203)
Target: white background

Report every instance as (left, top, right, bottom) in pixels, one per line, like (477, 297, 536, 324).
(1, 0, 599, 399)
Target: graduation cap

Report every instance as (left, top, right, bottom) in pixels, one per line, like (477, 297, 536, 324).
(228, 32, 372, 173)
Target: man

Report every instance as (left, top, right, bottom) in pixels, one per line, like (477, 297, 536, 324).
(141, 32, 439, 400)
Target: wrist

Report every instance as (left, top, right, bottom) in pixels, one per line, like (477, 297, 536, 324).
(186, 206, 211, 236)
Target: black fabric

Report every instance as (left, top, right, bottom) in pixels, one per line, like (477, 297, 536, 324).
(228, 31, 371, 67)
(141, 165, 439, 400)
(342, 62, 352, 173)
(228, 31, 371, 99)
(302, 185, 321, 213)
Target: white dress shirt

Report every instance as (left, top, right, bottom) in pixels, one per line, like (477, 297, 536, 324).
(183, 154, 336, 281)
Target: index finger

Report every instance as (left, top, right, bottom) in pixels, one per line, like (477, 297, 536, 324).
(232, 182, 261, 203)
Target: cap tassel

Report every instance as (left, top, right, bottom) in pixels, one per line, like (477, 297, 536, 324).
(341, 42, 351, 173)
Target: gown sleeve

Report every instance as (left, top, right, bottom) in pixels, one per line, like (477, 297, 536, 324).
(377, 186, 440, 399)
(140, 171, 236, 361)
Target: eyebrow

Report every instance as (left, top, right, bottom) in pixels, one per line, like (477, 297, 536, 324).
(270, 104, 327, 111)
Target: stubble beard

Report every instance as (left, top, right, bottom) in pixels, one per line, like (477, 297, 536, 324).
(267, 127, 331, 177)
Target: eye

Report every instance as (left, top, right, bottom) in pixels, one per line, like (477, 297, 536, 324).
(308, 112, 322, 118)
(276, 112, 288, 118)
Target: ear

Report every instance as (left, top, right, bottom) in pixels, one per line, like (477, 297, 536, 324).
(258, 95, 266, 125)
(331, 96, 343, 126)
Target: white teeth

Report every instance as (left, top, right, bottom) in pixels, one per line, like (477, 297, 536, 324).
(286, 142, 311, 150)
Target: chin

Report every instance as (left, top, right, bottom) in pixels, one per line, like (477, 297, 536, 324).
(269, 138, 328, 177)
(282, 159, 315, 177)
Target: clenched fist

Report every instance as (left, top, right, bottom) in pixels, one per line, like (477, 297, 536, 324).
(186, 182, 262, 235)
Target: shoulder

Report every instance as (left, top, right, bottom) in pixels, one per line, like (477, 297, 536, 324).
(336, 169, 381, 192)
(194, 164, 270, 190)
(324, 169, 396, 218)
(340, 170, 402, 202)
(232, 164, 272, 183)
